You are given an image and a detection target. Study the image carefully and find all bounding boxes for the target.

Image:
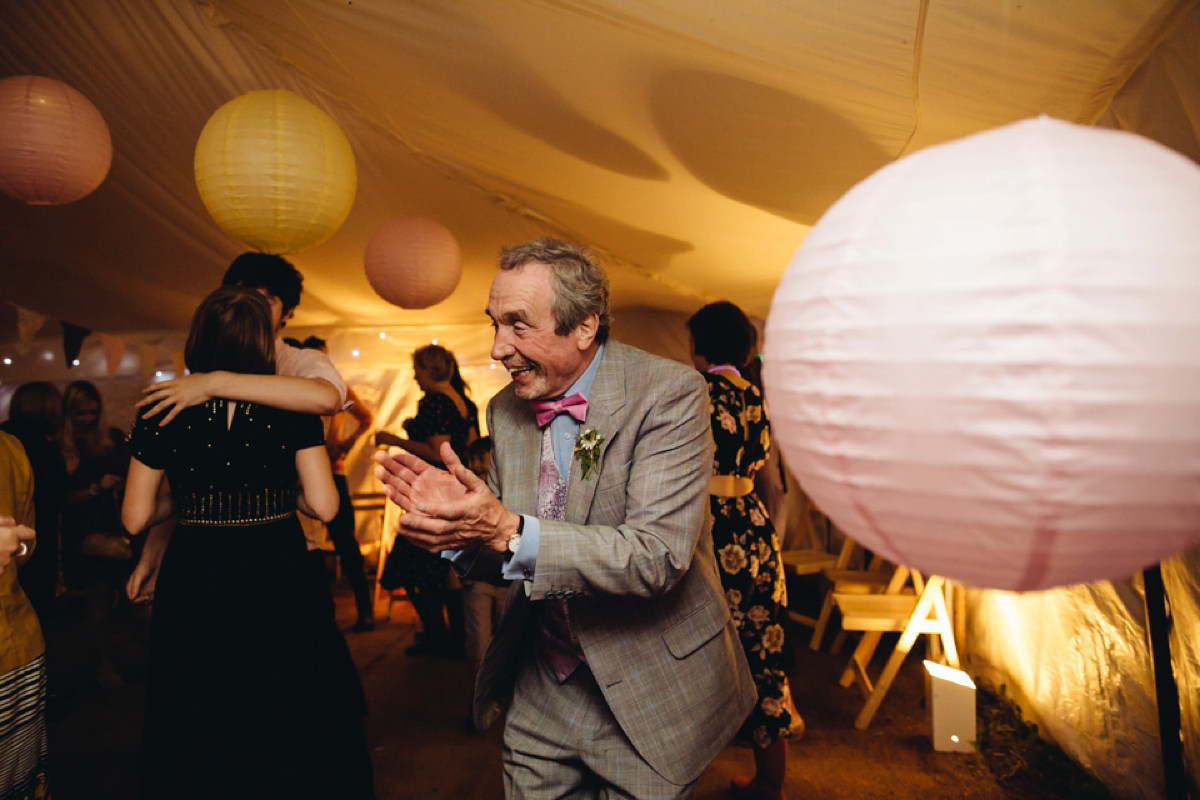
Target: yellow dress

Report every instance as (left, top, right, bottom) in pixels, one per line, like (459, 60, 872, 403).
(0, 430, 41, 674)
(1, 429, 50, 799)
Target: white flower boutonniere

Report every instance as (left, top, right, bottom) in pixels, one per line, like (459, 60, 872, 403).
(573, 428, 605, 480)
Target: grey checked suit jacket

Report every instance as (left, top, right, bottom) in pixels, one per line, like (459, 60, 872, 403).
(471, 339, 756, 786)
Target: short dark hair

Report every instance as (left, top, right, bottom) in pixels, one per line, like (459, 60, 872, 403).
(498, 237, 611, 343)
(185, 287, 276, 376)
(686, 301, 756, 367)
(467, 435, 493, 460)
(222, 252, 304, 317)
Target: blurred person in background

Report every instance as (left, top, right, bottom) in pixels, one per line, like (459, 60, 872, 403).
(1, 381, 68, 618)
(60, 380, 132, 690)
(687, 301, 797, 800)
(288, 336, 376, 633)
(1, 431, 50, 798)
(376, 344, 478, 657)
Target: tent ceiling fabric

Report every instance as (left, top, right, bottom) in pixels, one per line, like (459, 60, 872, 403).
(0, 0, 1196, 340)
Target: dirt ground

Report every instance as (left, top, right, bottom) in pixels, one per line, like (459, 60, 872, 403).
(40, 579, 1032, 800)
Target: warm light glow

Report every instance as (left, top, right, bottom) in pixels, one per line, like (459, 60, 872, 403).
(72, 359, 79, 366)
(924, 661, 976, 689)
(2, 358, 10, 365)
(379, 331, 386, 339)
(155, 371, 163, 377)
(950, 735, 960, 743)
(352, 350, 360, 357)
(42, 352, 52, 361)
(431, 338, 439, 345)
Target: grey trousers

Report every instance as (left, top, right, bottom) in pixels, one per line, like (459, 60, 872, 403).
(502, 649, 694, 800)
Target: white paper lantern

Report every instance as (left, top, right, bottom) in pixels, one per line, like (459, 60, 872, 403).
(764, 117, 1200, 592)
(194, 89, 356, 254)
(364, 216, 462, 309)
(0, 75, 112, 205)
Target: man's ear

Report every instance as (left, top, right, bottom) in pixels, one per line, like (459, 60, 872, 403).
(573, 313, 599, 350)
(279, 307, 296, 328)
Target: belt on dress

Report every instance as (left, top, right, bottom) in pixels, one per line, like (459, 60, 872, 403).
(708, 475, 754, 497)
(175, 487, 297, 526)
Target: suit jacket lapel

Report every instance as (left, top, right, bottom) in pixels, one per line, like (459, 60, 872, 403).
(496, 391, 542, 516)
(566, 342, 627, 523)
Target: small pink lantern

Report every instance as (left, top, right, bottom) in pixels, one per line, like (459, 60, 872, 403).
(764, 117, 1200, 592)
(364, 216, 462, 309)
(0, 76, 112, 205)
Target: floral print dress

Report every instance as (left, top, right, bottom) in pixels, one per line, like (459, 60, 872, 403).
(704, 371, 794, 748)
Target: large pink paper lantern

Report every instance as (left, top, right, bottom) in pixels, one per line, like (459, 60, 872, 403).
(194, 89, 356, 254)
(364, 216, 462, 309)
(764, 117, 1200, 592)
(0, 76, 112, 205)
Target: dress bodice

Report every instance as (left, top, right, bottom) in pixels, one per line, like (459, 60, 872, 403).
(704, 372, 771, 480)
(129, 400, 324, 524)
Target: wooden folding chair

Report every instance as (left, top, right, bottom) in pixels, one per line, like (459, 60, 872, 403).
(807, 553, 893, 652)
(781, 513, 857, 634)
(833, 569, 958, 729)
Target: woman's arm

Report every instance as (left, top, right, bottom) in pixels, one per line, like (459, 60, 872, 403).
(136, 372, 341, 426)
(296, 445, 339, 522)
(121, 457, 171, 535)
(374, 431, 449, 465)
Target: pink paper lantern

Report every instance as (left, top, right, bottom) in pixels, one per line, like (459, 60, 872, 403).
(0, 76, 112, 205)
(364, 216, 462, 309)
(764, 117, 1200, 592)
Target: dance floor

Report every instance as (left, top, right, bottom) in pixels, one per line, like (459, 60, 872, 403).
(40, 578, 1008, 799)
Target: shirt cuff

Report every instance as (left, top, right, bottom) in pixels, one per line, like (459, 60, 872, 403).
(443, 547, 477, 575)
(502, 515, 539, 582)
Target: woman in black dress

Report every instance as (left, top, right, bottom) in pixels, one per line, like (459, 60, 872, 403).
(122, 287, 374, 799)
(377, 344, 479, 656)
(687, 301, 795, 800)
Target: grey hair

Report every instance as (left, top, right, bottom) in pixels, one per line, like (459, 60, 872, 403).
(498, 237, 611, 342)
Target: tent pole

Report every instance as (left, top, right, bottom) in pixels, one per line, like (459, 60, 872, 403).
(1143, 564, 1188, 800)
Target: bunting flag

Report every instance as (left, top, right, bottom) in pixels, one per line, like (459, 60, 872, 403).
(169, 351, 186, 379)
(100, 333, 127, 378)
(62, 322, 91, 368)
(15, 306, 46, 354)
(137, 343, 159, 379)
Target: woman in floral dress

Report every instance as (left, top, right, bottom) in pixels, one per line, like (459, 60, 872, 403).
(687, 301, 794, 800)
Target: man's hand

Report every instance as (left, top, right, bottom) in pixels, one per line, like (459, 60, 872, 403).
(374, 443, 518, 554)
(126, 551, 160, 603)
(136, 373, 220, 426)
(0, 516, 35, 573)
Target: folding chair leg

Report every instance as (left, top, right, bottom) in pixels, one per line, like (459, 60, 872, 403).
(809, 590, 837, 650)
(839, 630, 883, 690)
(854, 576, 946, 729)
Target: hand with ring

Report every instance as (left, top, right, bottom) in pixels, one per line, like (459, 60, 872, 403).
(0, 516, 35, 573)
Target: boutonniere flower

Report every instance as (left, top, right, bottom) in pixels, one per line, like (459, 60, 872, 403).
(573, 428, 605, 480)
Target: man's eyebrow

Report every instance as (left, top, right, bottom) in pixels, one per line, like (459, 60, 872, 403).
(488, 308, 529, 325)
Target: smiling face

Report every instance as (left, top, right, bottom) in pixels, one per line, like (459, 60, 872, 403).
(487, 261, 599, 401)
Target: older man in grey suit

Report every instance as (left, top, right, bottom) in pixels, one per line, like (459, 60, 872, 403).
(376, 237, 754, 799)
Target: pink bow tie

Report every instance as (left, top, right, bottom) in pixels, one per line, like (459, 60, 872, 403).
(529, 392, 588, 427)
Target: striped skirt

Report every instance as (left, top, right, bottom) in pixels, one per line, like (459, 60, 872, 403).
(0, 654, 49, 800)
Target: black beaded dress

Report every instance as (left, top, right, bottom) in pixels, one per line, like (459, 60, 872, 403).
(128, 400, 373, 799)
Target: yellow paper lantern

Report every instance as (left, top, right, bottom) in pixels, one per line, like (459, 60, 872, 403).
(0, 75, 112, 205)
(194, 89, 356, 254)
(364, 216, 462, 309)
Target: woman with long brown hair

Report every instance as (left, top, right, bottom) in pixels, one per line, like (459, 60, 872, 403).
(122, 287, 374, 799)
